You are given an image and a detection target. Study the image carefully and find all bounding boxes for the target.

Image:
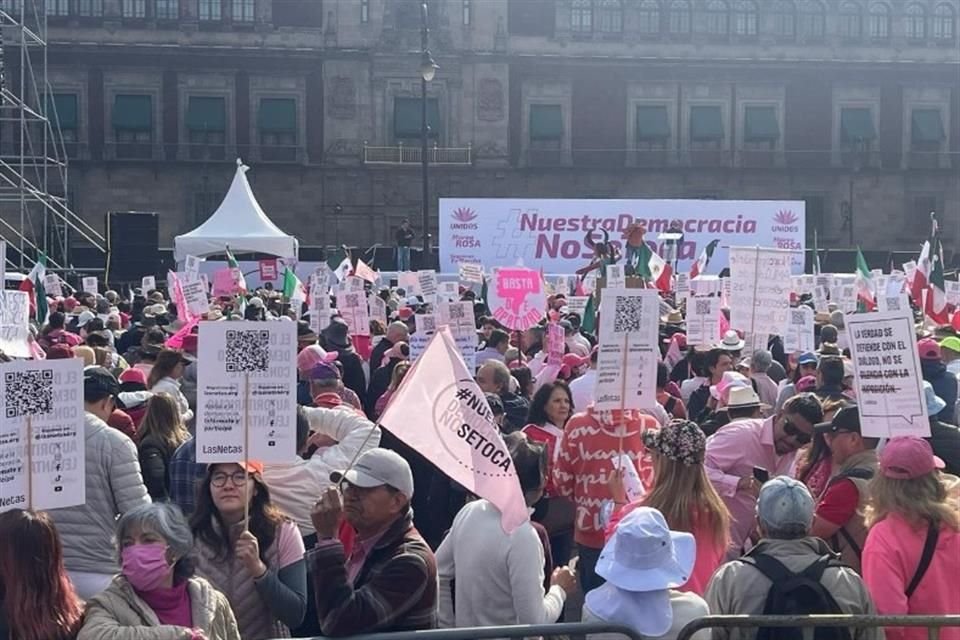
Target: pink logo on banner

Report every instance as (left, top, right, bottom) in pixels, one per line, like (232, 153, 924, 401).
(212, 268, 236, 298)
(490, 267, 546, 330)
(547, 322, 564, 366)
(259, 259, 278, 281)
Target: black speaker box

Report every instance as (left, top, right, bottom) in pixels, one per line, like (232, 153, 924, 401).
(106, 211, 160, 285)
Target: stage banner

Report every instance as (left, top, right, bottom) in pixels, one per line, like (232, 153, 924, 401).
(439, 198, 805, 275)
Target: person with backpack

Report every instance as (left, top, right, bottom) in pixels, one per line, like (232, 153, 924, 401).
(809, 405, 879, 573)
(705, 476, 881, 640)
(862, 436, 960, 640)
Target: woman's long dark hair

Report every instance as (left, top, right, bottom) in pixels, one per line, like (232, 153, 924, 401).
(527, 380, 574, 427)
(0, 510, 83, 640)
(148, 349, 184, 389)
(189, 465, 286, 563)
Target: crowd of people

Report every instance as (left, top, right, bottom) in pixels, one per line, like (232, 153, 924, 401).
(0, 276, 959, 640)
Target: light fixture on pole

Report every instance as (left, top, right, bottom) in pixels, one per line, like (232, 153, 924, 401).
(419, 1, 437, 263)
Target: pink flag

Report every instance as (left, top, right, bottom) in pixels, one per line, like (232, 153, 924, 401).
(168, 271, 196, 324)
(352, 259, 379, 284)
(165, 317, 200, 350)
(379, 327, 529, 534)
(719, 306, 730, 337)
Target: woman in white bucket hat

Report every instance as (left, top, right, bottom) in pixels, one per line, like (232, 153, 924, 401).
(582, 507, 710, 640)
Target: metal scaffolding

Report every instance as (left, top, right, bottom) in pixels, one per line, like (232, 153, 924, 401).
(0, 0, 104, 276)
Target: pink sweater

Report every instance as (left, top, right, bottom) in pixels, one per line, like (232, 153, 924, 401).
(862, 513, 960, 640)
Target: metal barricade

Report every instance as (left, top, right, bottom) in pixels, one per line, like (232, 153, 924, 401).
(676, 614, 960, 640)
(281, 622, 643, 640)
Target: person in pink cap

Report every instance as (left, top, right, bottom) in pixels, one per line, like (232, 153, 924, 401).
(862, 436, 960, 640)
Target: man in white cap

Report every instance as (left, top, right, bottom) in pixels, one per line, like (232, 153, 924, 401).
(308, 448, 437, 635)
(705, 477, 880, 640)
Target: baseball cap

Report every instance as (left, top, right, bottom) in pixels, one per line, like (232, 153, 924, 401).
(880, 436, 945, 480)
(940, 336, 960, 355)
(83, 367, 120, 403)
(243, 461, 265, 475)
(814, 404, 861, 435)
(330, 448, 414, 498)
(918, 338, 942, 361)
(308, 360, 342, 382)
(757, 476, 815, 532)
(797, 352, 818, 366)
(119, 368, 148, 387)
(76, 310, 96, 328)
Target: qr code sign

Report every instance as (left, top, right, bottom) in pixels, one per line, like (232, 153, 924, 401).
(4, 369, 54, 418)
(613, 296, 644, 333)
(225, 330, 271, 372)
(791, 310, 806, 325)
(448, 305, 465, 320)
(695, 299, 711, 316)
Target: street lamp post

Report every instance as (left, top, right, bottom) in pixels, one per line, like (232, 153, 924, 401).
(419, 2, 438, 266)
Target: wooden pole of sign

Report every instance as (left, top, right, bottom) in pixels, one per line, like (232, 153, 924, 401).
(618, 331, 628, 457)
(25, 415, 33, 510)
(243, 372, 250, 530)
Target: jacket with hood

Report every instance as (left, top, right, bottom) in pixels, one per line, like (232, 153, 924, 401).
(922, 359, 957, 424)
(48, 412, 151, 574)
(929, 419, 960, 476)
(78, 575, 240, 640)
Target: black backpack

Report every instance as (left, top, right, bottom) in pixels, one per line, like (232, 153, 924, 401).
(742, 551, 852, 640)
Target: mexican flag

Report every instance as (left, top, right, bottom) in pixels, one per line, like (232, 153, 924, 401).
(854, 248, 876, 312)
(690, 239, 719, 279)
(911, 240, 930, 304)
(19, 254, 48, 324)
(925, 233, 949, 325)
(282, 267, 307, 307)
(224, 245, 247, 294)
(647, 248, 673, 293)
(581, 292, 596, 334)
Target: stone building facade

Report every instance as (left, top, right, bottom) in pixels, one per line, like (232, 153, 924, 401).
(8, 0, 959, 259)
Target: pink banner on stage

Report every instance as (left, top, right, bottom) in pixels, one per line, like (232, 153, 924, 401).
(488, 267, 546, 330)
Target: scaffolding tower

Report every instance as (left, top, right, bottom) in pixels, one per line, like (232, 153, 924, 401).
(0, 0, 104, 277)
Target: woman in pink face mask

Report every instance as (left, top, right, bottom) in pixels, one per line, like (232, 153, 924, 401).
(78, 503, 240, 640)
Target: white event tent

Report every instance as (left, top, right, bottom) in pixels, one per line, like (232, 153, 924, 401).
(174, 159, 298, 262)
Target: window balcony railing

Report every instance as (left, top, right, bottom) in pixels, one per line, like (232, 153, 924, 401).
(363, 142, 472, 166)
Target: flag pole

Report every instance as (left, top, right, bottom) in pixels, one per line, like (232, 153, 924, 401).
(25, 415, 33, 510)
(243, 373, 250, 531)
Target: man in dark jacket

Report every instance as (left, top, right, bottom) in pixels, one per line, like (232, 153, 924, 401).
(309, 448, 437, 635)
(918, 338, 957, 424)
(321, 318, 368, 409)
(924, 380, 960, 475)
(475, 360, 530, 433)
(370, 321, 409, 377)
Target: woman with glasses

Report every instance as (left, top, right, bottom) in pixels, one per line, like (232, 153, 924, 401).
(190, 462, 307, 640)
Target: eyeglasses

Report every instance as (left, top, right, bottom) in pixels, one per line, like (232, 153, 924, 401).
(211, 471, 249, 488)
(783, 420, 812, 445)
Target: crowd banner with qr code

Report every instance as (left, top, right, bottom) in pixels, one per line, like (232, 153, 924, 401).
(369, 294, 388, 328)
(82, 276, 98, 294)
(784, 306, 815, 353)
(141, 275, 156, 293)
(594, 289, 659, 411)
(409, 314, 438, 361)
(487, 267, 547, 331)
(686, 295, 720, 347)
(0, 291, 31, 358)
(196, 321, 298, 464)
(438, 301, 477, 369)
(728, 247, 793, 338)
(845, 310, 929, 438)
(182, 280, 211, 318)
(184, 255, 202, 282)
(438, 199, 805, 275)
(0, 358, 85, 513)
(309, 286, 332, 335)
(417, 270, 438, 300)
(337, 291, 370, 337)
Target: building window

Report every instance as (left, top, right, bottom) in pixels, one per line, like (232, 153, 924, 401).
(772, 0, 797, 38)
(635, 105, 671, 163)
(77, 0, 103, 17)
(394, 97, 441, 141)
(360, 0, 369, 23)
(48, 94, 79, 144)
(122, 0, 146, 18)
(112, 94, 153, 160)
(199, 0, 221, 21)
(690, 105, 724, 148)
(571, 0, 593, 33)
(868, 2, 890, 39)
(46, 0, 68, 16)
(638, 0, 660, 34)
(840, 106, 875, 159)
(933, 3, 956, 40)
(743, 106, 779, 151)
(259, 98, 298, 162)
(705, 0, 729, 36)
(798, 0, 825, 38)
(911, 108, 945, 152)
(0, 0, 21, 14)
(668, 0, 691, 34)
(733, 0, 758, 36)
(838, 2, 862, 39)
(905, 4, 926, 40)
(597, 0, 622, 33)
(463, 0, 471, 25)
(232, 0, 253, 22)
(529, 104, 563, 164)
(155, 0, 178, 19)
(186, 96, 226, 160)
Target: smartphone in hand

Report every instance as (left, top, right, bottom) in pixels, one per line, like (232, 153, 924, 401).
(752, 467, 770, 484)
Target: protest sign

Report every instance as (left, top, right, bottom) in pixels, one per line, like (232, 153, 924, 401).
(565, 296, 589, 318)
(686, 295, 720, 347)
(43, 273, 63, 298)
(369, 294, 388, 328)
(337, 291, 370, 337)
(417, 270, 438, 300)
(141, 275, 156, 293)
(398, 271, 419, 295)
(458, 263, 484, 285)
(82, 276, 98, 294)
(547, 323, 564, 366)
(813, 285, 829, 313)
(605, 264, 626, 289)
(488, 267, 547, 330)
(181, 279, 211, 317)
(309, 286, 331, 335)
(729, 247, 792, 337)
(199, 273, 210, 295)
(846, 310, 929, 438)
(555, 275, 571, 296)
(409, 313, 438, 360)
(0, 291, 30, 358)
(877, 293, 910, 313)
(690, 275, 721, 296)
(675, 273, 689, 297)
(595, 288, 659, 411)
(259, 259, 278, 281)
(438, 301, 477, 369)
(211, 269, 236, 298)
(0, 358, 84, 512)
(196, 321, 298, 463)
(784, 306, 815, 354)
(438, 281, 459, 302)
(184, 255, 202, 282)
(343, 276, 365, 293)
(946, 281, 960, 307)
(833, 284, 857, 313)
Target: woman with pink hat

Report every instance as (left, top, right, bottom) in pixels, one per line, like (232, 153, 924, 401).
(862, 436, 960, 640)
